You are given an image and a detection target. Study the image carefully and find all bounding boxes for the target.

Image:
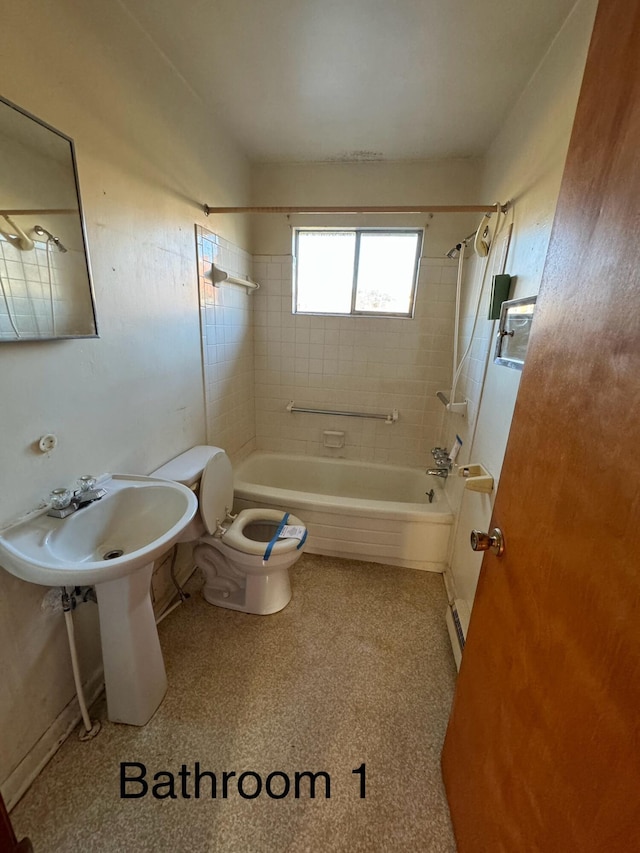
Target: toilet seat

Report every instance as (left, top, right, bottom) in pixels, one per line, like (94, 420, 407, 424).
(222, 508, 306, 557)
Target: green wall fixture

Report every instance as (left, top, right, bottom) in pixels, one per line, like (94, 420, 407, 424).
(489, 274, 512, 320)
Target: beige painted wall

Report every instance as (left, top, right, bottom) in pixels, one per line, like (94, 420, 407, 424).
(0, 0, 250, 803)
(442, 0, 599, 611)
(251, 159, 483, 257)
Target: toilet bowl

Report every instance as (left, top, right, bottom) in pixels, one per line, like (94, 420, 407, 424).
(151, 446, 306, 614)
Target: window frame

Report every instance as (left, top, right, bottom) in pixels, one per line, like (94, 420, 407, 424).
(293, 227, 424, 319)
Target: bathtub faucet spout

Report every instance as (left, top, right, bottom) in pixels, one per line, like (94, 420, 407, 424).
(426, 468, 449, 479)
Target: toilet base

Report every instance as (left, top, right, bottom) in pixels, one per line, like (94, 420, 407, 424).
(202, 569, 291, 615)
(195, 539, 294, 615)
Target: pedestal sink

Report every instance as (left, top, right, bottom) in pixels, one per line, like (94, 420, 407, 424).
(0, 475, 198, 725)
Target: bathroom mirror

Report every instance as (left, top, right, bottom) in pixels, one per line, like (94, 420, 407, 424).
(0, 95, 98, 341)
(494, 295, 537, 370)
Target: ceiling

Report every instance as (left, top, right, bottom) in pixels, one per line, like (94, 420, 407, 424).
(121, 0, 578, 163)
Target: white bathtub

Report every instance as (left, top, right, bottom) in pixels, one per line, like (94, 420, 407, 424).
(233, 452, 453, 572)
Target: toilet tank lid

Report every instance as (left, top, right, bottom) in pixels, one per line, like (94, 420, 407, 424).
(150, 445, 224, 486)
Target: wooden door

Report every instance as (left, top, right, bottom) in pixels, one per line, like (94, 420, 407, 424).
(441, 1, 640, 850)
(0, 791, 32, 852)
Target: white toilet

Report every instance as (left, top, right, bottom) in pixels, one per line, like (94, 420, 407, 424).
(151, 446, 306, 614)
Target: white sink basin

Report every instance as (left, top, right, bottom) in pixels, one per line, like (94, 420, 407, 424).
(0, 475, 198, 587)
(0, 474, 198, 726)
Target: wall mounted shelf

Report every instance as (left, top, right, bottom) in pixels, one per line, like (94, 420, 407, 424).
(209, 263, 260, 291)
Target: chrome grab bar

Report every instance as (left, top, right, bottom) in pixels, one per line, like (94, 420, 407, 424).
(286, 400, 398, 424)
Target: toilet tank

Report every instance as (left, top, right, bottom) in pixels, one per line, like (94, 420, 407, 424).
(150, 445, 226, 541)
(151, 445, 221, 487)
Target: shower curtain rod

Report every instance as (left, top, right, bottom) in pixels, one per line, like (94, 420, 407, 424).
(0, 208, 77, 216)
(203, 203, 508, 216)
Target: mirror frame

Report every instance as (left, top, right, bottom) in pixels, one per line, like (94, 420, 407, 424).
(0, 94, 98, 342)
(494, 295, 537, 371)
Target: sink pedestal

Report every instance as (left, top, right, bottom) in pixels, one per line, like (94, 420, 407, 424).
(95, 562, 167, 725)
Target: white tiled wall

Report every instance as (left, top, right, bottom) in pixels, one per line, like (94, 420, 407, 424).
(197, 226, 255, 462)
(252, 254, 459, 468)
(0, 237, 93, 338)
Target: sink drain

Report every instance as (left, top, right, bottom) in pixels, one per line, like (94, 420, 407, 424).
(103, 549, 124, 560)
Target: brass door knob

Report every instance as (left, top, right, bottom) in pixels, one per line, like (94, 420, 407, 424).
(470, 528, 505, 556)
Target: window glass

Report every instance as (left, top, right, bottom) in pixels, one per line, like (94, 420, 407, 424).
(355, 232, 420, 314)
(295, 231, 355, 314)
(294, 229, 421, 317)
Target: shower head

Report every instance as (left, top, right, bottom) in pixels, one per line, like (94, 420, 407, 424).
(473, 215, 492, 257)
(447, 215, 498, 262)
(34, 225, 67, 253)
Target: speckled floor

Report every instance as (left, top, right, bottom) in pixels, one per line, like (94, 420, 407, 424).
(12, 554, 458, 852)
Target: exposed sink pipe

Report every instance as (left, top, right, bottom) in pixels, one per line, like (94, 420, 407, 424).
(60, 588, 101, 741)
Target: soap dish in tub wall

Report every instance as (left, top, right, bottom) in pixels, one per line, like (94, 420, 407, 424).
(458, 463, 494, 494)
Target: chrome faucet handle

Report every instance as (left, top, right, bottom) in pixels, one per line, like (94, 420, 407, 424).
(431, 444, 452, 464)
(47, 488, 76, 518)
(77, 475, 97, 493)
(434, 456, 452, 468)
(50, 488, 72, 509)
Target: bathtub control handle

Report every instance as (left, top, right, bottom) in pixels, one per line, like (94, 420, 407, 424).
(470, 528, 505, 557)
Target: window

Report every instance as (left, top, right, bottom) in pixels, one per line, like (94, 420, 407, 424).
(294, 228, 422, 317)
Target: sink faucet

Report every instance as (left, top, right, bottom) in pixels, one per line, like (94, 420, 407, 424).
(74, 487, 107, 507)
(47, 478, 107, 518)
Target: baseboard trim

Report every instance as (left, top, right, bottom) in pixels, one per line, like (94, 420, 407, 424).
(2, 667, 104, 812)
